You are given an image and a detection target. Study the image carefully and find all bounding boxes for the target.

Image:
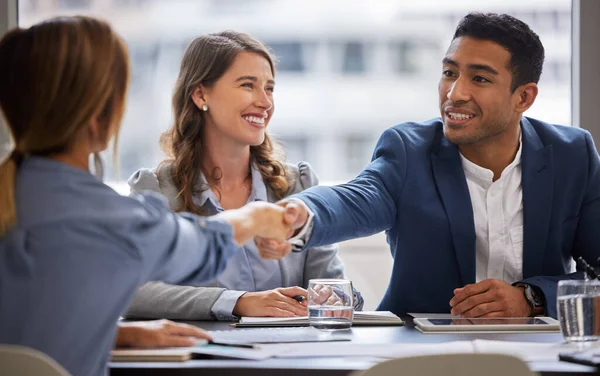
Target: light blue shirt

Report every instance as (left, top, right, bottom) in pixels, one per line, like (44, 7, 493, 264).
(196, 165, 284, 319)
(0, 157, 239, 376)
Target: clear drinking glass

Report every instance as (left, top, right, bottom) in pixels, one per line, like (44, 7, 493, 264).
(557, 280, 600, 342)
(308, 279, 354, 330)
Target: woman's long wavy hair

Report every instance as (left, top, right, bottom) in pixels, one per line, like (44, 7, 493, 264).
(160, 31, 289, 215)
(0, 16, 130, 235)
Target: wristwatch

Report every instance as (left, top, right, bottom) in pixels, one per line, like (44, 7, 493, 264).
(515, 283, 545, 316)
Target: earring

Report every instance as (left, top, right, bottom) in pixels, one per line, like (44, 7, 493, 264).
(202, 104, 208, 112)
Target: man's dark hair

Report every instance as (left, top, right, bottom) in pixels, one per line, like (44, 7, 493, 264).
(453, 12, 545, 92)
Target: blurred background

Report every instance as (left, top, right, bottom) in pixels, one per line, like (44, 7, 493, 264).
(19, 0, 572, 309)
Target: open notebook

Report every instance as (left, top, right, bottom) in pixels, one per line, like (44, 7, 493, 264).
(233, 311, 404, 328)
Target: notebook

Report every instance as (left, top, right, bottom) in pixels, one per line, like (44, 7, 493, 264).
(233, 311, 404, 328)
(111, 348, 194, 362)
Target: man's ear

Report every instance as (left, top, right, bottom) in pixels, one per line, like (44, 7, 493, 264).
(191, 86, 207, 110)
(514, 83, 538, 114)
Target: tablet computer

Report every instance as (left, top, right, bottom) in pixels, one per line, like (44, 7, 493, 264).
(414, 317, 560, 332)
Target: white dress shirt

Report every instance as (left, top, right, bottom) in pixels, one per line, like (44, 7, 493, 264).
(460, 140, 524, 284)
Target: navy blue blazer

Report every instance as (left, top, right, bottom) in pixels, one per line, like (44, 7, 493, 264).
(295, 117, 600, 318)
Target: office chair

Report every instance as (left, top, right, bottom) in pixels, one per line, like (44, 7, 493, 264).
(349, 353, 537, 376)
(0, 345, 71, 376)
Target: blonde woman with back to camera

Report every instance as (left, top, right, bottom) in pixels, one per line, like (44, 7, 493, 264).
(125, 31, 363, 322)
(0, 16, 302, 376)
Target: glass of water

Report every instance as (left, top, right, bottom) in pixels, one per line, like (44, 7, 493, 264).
(308, 279, 354, 330)
(557, 279, 600, 342)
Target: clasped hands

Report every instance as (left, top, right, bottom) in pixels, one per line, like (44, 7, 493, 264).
(450, 279, 533, 318)
(216, 199, 309, 260)
(253, 198, 309, 259)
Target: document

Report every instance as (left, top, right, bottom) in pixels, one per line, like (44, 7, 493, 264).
(234, 311, 404, 328)
(267, 339, 583, 361)
(267, 341, 474, 359)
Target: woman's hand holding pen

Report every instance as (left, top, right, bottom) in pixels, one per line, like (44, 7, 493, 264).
(233, 287, 308, 317)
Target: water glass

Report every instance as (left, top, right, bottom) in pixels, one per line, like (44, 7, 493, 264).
(557, 279, 600, 342)
(308, 279, 354, 330)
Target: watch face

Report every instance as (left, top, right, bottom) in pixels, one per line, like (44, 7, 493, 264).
(527, 286, 543, 307)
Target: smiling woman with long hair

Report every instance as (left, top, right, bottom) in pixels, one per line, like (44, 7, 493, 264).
(0, 17, 300, 376)
(125, 31, 363, 322)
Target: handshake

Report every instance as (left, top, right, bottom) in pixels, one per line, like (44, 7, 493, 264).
(215, 198, 309, 260)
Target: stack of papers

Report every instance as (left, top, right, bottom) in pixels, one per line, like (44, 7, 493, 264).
(234, 311, 404, 327)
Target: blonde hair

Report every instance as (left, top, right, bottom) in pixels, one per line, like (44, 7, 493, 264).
(0, 16, 130, 235)
(159, 31, 289, 215)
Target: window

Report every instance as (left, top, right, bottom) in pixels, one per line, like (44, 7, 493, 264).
(343, 41, 366, 74)
(57, 0, 92, 9)
(346, 134, 376, 175)
(18, 0, 572, 181)
(265, 42, 305, 72)
(278, 135, 308, 166)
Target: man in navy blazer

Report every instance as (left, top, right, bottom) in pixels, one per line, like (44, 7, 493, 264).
(258, 13, 600, 319)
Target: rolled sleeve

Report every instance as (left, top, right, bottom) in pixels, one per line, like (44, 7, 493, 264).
(210, 290, 247, 321)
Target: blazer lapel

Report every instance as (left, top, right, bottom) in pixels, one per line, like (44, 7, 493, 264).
(521, 118, 553, 278)
(431, 130, 476, 285)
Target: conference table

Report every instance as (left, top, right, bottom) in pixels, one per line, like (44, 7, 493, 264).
(110, 317, 600, 376)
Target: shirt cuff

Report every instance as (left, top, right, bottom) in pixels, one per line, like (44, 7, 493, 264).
(210, 290, 247, 321)
(287, 198, 315, 251)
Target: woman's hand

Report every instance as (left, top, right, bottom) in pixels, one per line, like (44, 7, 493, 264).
(115, 319, 212, 348)
(233, 286, 308, 317)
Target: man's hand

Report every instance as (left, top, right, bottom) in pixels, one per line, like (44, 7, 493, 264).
(278, 199, 310, 234)
(115, 320, 212, 348)
(449, 279, 532, 318)
(233, 286, 308, 317)
(255, 199, 310, 258)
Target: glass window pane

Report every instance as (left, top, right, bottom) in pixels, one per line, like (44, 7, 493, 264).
(18, 0, 572, 184)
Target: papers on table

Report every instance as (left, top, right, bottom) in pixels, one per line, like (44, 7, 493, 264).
(234, 311, 404, 327)
(265, 341, 474, 359)
(209, 326, 352, 344)
(110, 338, 599, 363)
(110, 340, 285, 362)
(263, 339, 598, 361)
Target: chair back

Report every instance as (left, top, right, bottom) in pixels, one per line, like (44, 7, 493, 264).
(0, 345, 71, 376)
(349, 353, 537, 376)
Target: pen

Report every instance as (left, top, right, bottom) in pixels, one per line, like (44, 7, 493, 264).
(209, 340, 256, 349)
(292, 295, 305, 303)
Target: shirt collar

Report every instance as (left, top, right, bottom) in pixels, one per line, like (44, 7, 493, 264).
(459, 129, 523, 188)
(194, 163, 268, 211)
